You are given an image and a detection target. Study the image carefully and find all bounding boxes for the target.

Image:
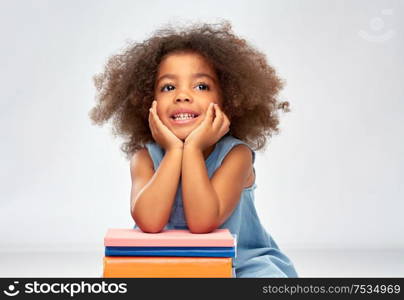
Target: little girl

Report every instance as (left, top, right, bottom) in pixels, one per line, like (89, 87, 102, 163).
(89, 21, 298, 278)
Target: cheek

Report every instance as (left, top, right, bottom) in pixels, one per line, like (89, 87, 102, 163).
(155, 106, 166, 120)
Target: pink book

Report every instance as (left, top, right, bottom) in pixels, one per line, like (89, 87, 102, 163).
(104, 228, 235, 247)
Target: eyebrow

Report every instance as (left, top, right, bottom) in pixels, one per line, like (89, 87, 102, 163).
(156, 73, 217, 84)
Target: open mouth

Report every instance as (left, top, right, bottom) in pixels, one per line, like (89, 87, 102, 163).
(170, 113, 200, 124)
(170, 113, 199, 120)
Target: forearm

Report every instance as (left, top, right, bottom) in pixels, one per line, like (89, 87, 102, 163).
(182, 145, 220, 233)
(132, 148, 183, 232)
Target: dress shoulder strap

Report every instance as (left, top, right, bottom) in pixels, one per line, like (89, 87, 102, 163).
(212, 135, 256, 170)
(145, 142, 165, 171)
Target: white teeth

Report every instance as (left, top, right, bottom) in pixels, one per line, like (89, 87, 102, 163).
(173, 113, 196, 120)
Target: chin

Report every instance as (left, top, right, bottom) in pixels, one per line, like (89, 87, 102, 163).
(172, 129, 192, 142)
(175, 132, 190, 142)
(168, 124, 196, 140)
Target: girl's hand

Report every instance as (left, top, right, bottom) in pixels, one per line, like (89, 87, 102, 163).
(184, 103, 230, 151)
(149, 100, 184, 151)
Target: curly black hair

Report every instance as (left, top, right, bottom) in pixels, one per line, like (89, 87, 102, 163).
(89, 20, 290, 160)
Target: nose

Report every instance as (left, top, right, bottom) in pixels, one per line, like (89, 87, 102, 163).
(175, 97, 191, 103)
(174, 90, 193, 103)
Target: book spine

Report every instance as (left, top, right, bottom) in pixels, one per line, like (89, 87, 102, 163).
(103, 257, 233, 278)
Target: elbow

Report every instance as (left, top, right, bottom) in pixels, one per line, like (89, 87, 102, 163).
(131, 207, 166, 233)
(188, 225, 217, 234)
(137, 225, 165, 233)
(186, 209, 220, 234)
(187, 219, 219, 234)
(188, 227, 215, 234)
(132, 216, 165, 233)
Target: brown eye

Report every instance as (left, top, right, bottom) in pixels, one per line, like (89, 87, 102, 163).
(196, 83, 209, 91)
(161, 84, 175, 92)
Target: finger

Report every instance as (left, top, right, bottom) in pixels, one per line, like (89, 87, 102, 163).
(149, 108, 158, 136)
(202, 103, 215, 125)
(149, 111, 157, 140)
(223, 113, 230, 127)
(151, 104, 172, 138)
(152, 101, 163, 123)
(212, 104, 224, 131)
(151, 100, 157, 117)
(149, 101, 161, 124)
(148, 108, 154, 128)
(152, 106, 166, 129)
(220, 114, 230, 135)
(205, 103, 215, 123)
(148, 101, 155, 125)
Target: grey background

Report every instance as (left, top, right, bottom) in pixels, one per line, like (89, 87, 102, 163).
(0, 0, 403, 276)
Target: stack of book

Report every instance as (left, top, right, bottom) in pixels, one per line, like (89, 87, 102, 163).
(103, 228, 237, 278)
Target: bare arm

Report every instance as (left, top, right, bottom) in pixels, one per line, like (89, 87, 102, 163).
(182, 144, 252, 233)
(130, 100, 184, 233)
(130, 147, 183, 233)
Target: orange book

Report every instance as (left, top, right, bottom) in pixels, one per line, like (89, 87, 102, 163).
(103, 256, 233, 278)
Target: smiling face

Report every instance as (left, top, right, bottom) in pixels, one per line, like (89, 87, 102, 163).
(154, 51, 222, 141)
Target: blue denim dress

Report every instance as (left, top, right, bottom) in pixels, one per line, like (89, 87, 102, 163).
(134, 134, 298, 278)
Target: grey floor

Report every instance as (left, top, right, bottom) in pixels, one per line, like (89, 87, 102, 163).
(0, 248, 403, 277)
